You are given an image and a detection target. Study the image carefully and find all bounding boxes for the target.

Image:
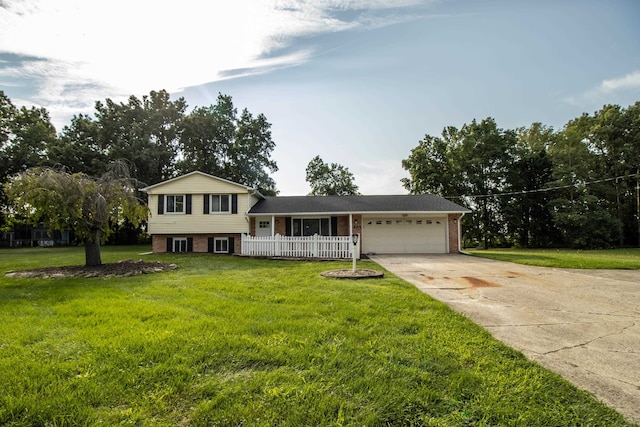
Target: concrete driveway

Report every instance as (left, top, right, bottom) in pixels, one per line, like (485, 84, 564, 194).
(370, 254, 640, 424)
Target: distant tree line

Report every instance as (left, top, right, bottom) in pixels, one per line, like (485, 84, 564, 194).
(2, 87, 638, 249)
(402, 102, 640, 249)
(0, 89, 278, 244)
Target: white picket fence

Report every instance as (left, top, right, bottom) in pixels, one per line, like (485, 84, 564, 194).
(241, 234, 359, 259)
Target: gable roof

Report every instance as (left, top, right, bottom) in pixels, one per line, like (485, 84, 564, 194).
(248, 195, 469, 215)
(140, 171, 256, 193)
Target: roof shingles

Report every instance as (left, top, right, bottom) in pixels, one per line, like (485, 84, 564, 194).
(248, 195, 469, 215)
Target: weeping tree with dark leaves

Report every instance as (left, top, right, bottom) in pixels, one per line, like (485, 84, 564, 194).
(5, 162, 147, 266)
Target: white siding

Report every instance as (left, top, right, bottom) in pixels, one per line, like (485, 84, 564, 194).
(144, 173, 248, 195)
(145, 173, 256, 235)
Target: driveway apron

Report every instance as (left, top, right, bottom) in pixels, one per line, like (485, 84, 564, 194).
(370, 254, 640, 424)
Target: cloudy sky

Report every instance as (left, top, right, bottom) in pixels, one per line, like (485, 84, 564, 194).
(1, 0, 639, 195)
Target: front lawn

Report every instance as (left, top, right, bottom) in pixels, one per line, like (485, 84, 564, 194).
(0, 246, 633, 426)
(467, 247, 640, 269)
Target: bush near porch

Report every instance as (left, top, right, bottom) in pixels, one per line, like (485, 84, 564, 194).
(0, 246, 632, 426)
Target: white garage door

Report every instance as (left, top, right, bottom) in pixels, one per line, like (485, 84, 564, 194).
(362, 217, 447, 254)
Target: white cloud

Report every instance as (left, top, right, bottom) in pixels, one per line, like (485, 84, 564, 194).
(0, 0, 426, 120)
(600, 70, 640, 92)
(563, 69, 640, 108)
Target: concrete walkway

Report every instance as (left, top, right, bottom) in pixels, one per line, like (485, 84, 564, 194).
(370, 254, 640, 424)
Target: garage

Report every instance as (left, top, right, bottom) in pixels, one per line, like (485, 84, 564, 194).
(362, 216, 447, 254)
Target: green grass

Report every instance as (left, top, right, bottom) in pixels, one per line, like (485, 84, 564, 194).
(467, 247, 640, 269)
(0, 246, 634, 426)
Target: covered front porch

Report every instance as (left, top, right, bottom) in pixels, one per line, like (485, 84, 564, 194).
(241, 234, 361, 259)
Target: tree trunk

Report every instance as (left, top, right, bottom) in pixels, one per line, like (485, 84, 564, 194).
(84, 229, 102, 266)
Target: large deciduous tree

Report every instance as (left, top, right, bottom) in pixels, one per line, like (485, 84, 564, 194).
(502, 123, 557, 247)
(549, 113, 622, 248)
(177, 93, 279, 195)
(94, 90, 187, 186)
(402, 118, 516, 248)
(48, 114, 107, 176)
(401, 126, 463, 197)
(457, 118, 517, 248)
(5, 164, 147, 266)
(1, 91, 58, 231)
(305, 155, 360, 196)
(0, 92, 57, 177)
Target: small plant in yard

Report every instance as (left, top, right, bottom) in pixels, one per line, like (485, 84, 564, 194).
(0, 246, 634, 426)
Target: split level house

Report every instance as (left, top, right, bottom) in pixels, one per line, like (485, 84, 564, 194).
(141, 171, 470, 258)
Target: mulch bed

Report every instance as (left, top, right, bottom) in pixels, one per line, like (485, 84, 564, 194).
(4, 259, 179, 279)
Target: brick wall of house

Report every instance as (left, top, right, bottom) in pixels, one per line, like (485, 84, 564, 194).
(152, 235, 166, 253)
(448, 214, 463, 253)
(274, 217, 287, 235)
(152, 234, 241, 254)
(336, 216, 350, 235)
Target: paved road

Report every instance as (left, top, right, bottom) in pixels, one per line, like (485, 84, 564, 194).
(370, 254, 640, 424)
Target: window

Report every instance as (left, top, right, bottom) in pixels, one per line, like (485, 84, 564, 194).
(165, 195, 185, 214)
(259, 221, 270, 229)
(210, 194, 231, 213)
(173, 237, 188, 252)
(214, 237, 229, 253)
(291, 218, 331, 236)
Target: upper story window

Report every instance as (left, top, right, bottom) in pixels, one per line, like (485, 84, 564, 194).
(165, 195, 185, 214)
(210, 194, 231, 214)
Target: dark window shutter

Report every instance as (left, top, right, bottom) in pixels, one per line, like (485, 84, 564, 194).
(208, 237, 214, 253)
(331, 216, 338, 236)
(166, 237, 173, 252)
(285, 217, 292, 236)
(186, 194, 192, 214)
(158, 195, 165, 214)
(231, 194, 238, 214)
(203, 194, 209, 214)
(228, 237, 234, 254)
(187, 237, 193, 252)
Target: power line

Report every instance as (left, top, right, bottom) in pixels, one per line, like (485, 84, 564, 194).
(445, 172, 639, 200)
